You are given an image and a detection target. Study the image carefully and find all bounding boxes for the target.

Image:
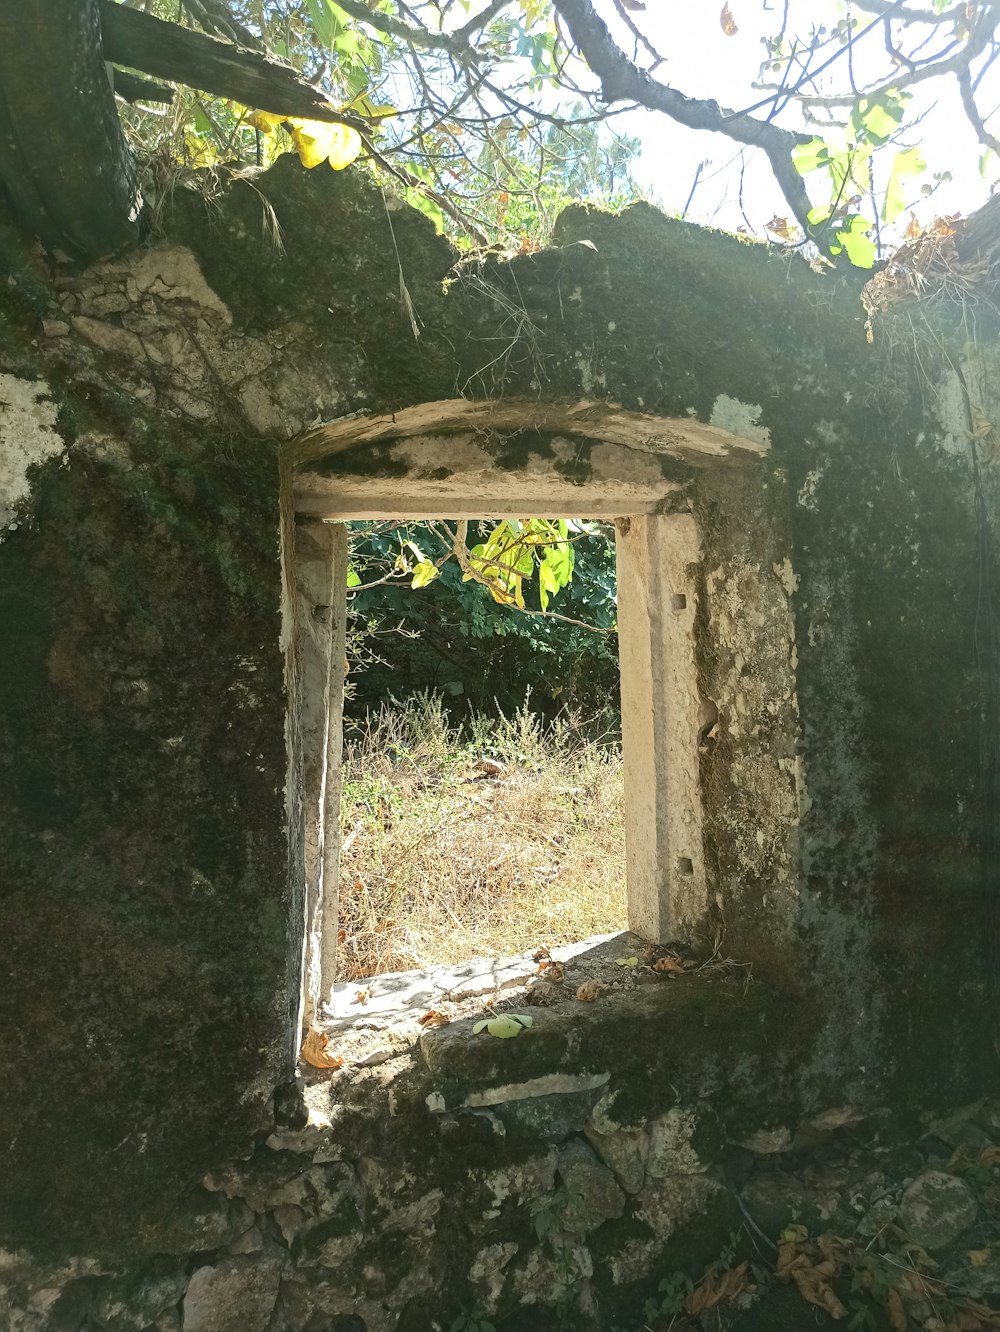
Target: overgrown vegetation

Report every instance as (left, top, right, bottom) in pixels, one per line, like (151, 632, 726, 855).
(107, 1, 1000, 264)
(345, 519, 619, 718)
(337, 692, 625, 978)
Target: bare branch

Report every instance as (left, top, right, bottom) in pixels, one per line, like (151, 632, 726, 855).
(325, 0, 510, 57)
(548, 0, 819, 242)
(851, 0, 966, 22)
(958, 63, 1000, 155)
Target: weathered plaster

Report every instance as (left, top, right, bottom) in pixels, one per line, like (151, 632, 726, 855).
(1, 153, 997, 1328)
(0, 373, 64, 531)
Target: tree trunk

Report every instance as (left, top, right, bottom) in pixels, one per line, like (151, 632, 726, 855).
(0, 0, 142, 261)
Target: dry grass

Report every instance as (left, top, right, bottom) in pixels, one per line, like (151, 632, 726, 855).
(337, 693, 625, 979)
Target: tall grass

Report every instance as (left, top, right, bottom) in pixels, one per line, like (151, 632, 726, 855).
(337, 693, 625, 979)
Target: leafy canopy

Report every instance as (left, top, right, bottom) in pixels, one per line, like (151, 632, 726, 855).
(115, 0, 1000, 264)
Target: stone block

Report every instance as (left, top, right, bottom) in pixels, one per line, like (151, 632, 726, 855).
(181, 1255, 282, 1332)
(557, 1138, 626, 1232)
(898, 1171, 977, 1252)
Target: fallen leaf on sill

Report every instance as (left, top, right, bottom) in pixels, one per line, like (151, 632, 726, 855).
(537, 959, 565, 983)
(532, 946, 552, 963)
(472, 1014, 534, 1039)
(575, 980, 608, 1002)
(614, 955, 639, 967)
(352, 987, 373, 1006)
(417, 1009, 451, 1027)
(654, 954, 685, 973)
(300, 1027, 345, 1070)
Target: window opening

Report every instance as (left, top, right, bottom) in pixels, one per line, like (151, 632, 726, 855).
(336, 515, 625, 984)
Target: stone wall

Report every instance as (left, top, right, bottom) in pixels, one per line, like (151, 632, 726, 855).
(1, 154, 997, 1324)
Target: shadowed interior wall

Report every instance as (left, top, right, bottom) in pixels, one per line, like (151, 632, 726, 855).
(0, 156, 996, 1281)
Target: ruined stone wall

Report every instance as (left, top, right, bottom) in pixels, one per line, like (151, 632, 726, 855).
(1, 156, 997, 1326)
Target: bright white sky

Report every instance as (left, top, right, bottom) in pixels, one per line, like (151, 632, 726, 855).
(587, 0, 1000, 242)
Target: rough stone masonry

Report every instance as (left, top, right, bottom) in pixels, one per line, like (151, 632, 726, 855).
(0, 152, 997, 1328)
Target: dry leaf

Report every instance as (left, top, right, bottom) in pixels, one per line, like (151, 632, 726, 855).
(979, 1145, 1000, 1165)
(642, 941, 657, 963)
(417, 1009, 450, 1027)
(352, 987, 373, 1006)
(537, 959, 565, 983)
(532, 946, 552, 963)
(887, 1287, 907, 1332)
(766, 215, 793, 240)
(721, 3, 738, 35)
(576, 979, 608, 1002)
(777, 1235, 847, 1321)
(686, 1262, 748, 1315)
(969, 1248, 993, 1268)
(300, 1027, 345, 1070)
(654, 954, 685, 973)
(785, 1256, 847, 1319)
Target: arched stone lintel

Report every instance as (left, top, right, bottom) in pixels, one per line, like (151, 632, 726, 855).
(286, 397, 768, 520)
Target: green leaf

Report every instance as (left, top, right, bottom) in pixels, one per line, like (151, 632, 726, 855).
(473, 1014, 533, 1038)
(883, 145, 926, 222)
(792, 138, 832, 175)
(806, 204, 833, 227)
(837, 215, 876, 269)
(851, 90, 908, 147)
(305, 0, 339, 48)
(614, 955, 639, 967)
(347, 566, 361, 588)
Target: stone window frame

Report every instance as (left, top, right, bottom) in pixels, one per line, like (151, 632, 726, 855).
(281, 398, 766, 1036)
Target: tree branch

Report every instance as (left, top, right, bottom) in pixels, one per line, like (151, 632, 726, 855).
(112, 68, 174, 104)
(99, 1, 370, 128)
(548, 0, 818, 242)
(327, 0, 509, 57)
(957, 64, 1000, 155)
(851, 0, 965, 22)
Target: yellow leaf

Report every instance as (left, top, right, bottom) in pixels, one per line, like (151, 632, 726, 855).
(184, 133, 217, 168)
(247, 110, 287, 134)
(326, 123, 363, 170)
(411, 560, 439, 589)
(721, 2, 738, 35)
(288, 118, 336, 169)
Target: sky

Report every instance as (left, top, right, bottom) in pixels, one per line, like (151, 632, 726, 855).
(590, 0, 1000, 243)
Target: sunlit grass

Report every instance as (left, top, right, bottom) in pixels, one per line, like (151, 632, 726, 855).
(337, 693, 625, 979)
